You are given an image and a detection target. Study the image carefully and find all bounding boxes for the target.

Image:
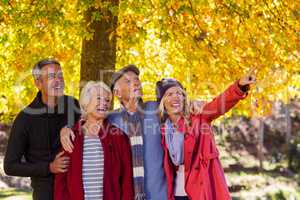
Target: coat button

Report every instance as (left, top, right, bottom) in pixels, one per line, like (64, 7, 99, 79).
(194, 165, 200, 170)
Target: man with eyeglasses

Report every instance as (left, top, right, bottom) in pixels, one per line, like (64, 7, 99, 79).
(4, 59, 80, 200)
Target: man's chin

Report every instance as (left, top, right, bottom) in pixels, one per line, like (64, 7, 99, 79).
(129, 97, 143, 103)
(132, 90, 143, 98)
(50, 90, 64, 97)
(135, 92, 143, 99)
(128, 94, 143, 100)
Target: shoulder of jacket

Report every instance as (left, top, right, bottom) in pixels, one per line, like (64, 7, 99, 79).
(144, 101, 158, 109)
(12, 110, 29, 125)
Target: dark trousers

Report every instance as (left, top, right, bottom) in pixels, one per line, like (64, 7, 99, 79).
(175, 196, 189, 200)
(32, 184, 53, 200)
(31, 177, 53, 200)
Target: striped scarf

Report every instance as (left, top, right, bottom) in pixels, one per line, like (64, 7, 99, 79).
(122, 110, 146, 200)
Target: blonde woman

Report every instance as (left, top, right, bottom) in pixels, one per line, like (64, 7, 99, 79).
(54, 81, 134, 200)
(156, 74, 255, 200)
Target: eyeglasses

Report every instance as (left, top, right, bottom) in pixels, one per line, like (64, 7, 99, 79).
(46, 72, 64, 80)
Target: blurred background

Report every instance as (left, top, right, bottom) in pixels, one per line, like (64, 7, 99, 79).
(0, 0, 300, 199)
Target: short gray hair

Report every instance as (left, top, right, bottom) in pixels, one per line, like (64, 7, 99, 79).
(79, 81, 112, 118)
(32, 59, 61, 80)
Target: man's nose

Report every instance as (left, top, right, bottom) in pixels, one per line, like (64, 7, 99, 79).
(133, 79, 140, 87)
(55, 75, 63, 81)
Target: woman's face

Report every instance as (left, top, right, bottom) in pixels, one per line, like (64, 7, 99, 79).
(85, 86, 112, 120)
(163, 86, 185, 116)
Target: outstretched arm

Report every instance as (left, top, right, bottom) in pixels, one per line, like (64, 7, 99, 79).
(201, 72, 256, 122)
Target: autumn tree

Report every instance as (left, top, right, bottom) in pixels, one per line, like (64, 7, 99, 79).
(0, 0, 300, 122)
(80, 0, 119, 85)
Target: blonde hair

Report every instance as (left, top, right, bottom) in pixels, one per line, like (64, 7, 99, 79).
(158, 86, 190, 125)
(79, 81, 112, 119)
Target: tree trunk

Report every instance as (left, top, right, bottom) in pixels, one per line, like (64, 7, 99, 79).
(80, 0, 119, 88)
(258, 118, 264, 170)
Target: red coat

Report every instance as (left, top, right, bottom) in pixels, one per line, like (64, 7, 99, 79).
(54, 120, 134, 200)
(162, 81, 248, 200)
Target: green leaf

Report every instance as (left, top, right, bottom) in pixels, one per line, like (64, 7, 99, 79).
(177, 5, 193, 15)
(1, 0, 9, 5)
(92, 10, 103, 21)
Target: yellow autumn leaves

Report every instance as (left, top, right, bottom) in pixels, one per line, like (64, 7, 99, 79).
(0, 0, 299, 122)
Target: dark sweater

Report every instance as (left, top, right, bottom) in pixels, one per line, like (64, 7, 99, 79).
(4, 91, 80, 200)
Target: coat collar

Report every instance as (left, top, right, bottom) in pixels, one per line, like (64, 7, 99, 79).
(23, 91, 69, 118)
(73, 118, 112, 139)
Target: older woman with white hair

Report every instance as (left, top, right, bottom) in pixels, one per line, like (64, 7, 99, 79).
(54, 81, 134, 200)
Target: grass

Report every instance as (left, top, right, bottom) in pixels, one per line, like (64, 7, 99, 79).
(217, 139, 300, 200)
(228, 171, 300, 200)
(0, 189, 31, 200)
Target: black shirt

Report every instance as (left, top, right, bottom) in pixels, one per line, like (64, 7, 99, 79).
(4, 91, 80, 182)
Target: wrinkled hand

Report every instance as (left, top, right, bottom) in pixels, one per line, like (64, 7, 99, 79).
(49, 151, 70, 174)
(189, 100, 206, 115)
(60, 127, 75, 153)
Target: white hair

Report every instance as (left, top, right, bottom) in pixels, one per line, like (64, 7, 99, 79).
(79, 81, 112, 118)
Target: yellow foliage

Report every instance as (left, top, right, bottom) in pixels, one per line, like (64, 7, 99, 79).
(0, 0, 300, 122)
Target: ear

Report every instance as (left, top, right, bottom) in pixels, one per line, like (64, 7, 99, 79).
(113, 88, 121, 99)
(34, 78, 43, 91)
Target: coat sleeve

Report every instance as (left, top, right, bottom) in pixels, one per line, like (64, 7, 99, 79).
(119, 132, 134, 200)
(4, 112, 50, 177)
(201, 81, 248, 122)
(54, 151, 70, 200)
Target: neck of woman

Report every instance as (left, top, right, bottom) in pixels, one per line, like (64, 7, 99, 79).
(86, 115, 104, 126)
(83, 115, 104, 136)
(168, 113, 181, 124)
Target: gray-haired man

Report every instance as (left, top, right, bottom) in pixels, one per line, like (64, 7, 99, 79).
(4, 59, 80, 200)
